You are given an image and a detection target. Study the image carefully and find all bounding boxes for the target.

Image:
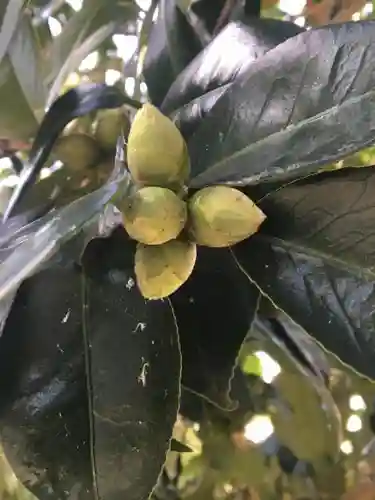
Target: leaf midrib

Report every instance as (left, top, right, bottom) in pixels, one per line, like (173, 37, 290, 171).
(254, 232, 375, 281)
(191, 86, 375, 184)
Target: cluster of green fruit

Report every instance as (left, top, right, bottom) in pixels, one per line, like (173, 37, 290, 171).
(52, 107, 131, 191)
(119, 104, 266, 300)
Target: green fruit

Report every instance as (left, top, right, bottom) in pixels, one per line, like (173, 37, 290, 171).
(94, 108, 130, 151)
(121, 186, 187, 245)
(188, 186, 266, 247)
(127, 103, 189, 188)
(53, 134, 101, 171)
(135, 240, 197, 300)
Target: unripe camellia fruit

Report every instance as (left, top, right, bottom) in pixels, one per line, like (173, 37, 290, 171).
(188, 186, 266, 247)
(127, 103, 189, 188)
(135, 240, 197, 299)
(94, 108, 130, 151)
(121, 186, 187, 245)
(53, 133, 101, 171)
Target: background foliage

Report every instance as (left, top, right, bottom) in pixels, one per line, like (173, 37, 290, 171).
(3, 1, 375, 499)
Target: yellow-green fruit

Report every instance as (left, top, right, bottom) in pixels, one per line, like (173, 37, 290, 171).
(127, 103, 189, 187)
(135, 240, 197, 299)
(53, 134, 101, 171)
(94, 108, 130, 151)
(121, 186, 187, 245)
(188, 186, 266, 247)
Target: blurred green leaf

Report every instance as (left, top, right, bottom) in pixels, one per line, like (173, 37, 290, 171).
(241, 353, 262, 377)
(0, 3, 46, 139)
(45, 0, 136, 95)
(46, 21, 117, 107)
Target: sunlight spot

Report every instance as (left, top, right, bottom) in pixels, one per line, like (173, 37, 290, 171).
(352, 12, 361, 20)
(113, 34, 138, 63)
(255, 351, 281, 384)
(79, 51, 99, 72)
(48, 17, 62, 37)
(346, 414, 362, 433)
(105, 69, 121, 86)
(279, 0, 305, 15)
(135, 0, 152, 10)
(0, 175, 18, 187)
(125, 77, 135, 97)
(341, 440, 354, 455)
(140, 81, 148, 95)
(294, 16, 305, 27)
(0, 157, 13, 171)
(244, 415, 274, 444)
(349, 394, 366, 412)
(66, 0, 83, 11)
(153, 6, 159, 22)
(363, 3, 373, 15)
(40, 168, 52, 179)
(64, 72, 80, 89)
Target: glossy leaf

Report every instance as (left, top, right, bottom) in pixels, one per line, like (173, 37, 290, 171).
(0, 260, 93, 500)
(3, 83, 129, 221)
(233, 236, 375, 380)
(171, 86, 228, 142)
(171, 247, 260, 409)
(0, 4, 45, 140)
(143, 0, 203, 107)
(233, 166, 375, 379)
(162, 17, 304, 114)
(82, 226, 181, 500)
(0, 226, 181, 500)
(254, 167, 375, 274)
(169, 18, 303, 141)
(187, 21, 375, 189)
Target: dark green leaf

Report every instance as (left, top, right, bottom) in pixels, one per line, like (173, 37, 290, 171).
(143, 0, 203, 107)
(0, 226, 181, 500)
(254, 167, 375, 275)
(169, 18, 302, 141)
(0, 261, 94, 500)
(82, 226, 181, 500)
(233, 237, 375, 380)
(244, 0, 261, 17)
(3, 83, 128, 221)
(187, 21, 375, 188)
(171, 247, 260, 409)
(162, 17, 303, 115)
(233, 166, 375, 379)
(171, 86, 228, 141)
